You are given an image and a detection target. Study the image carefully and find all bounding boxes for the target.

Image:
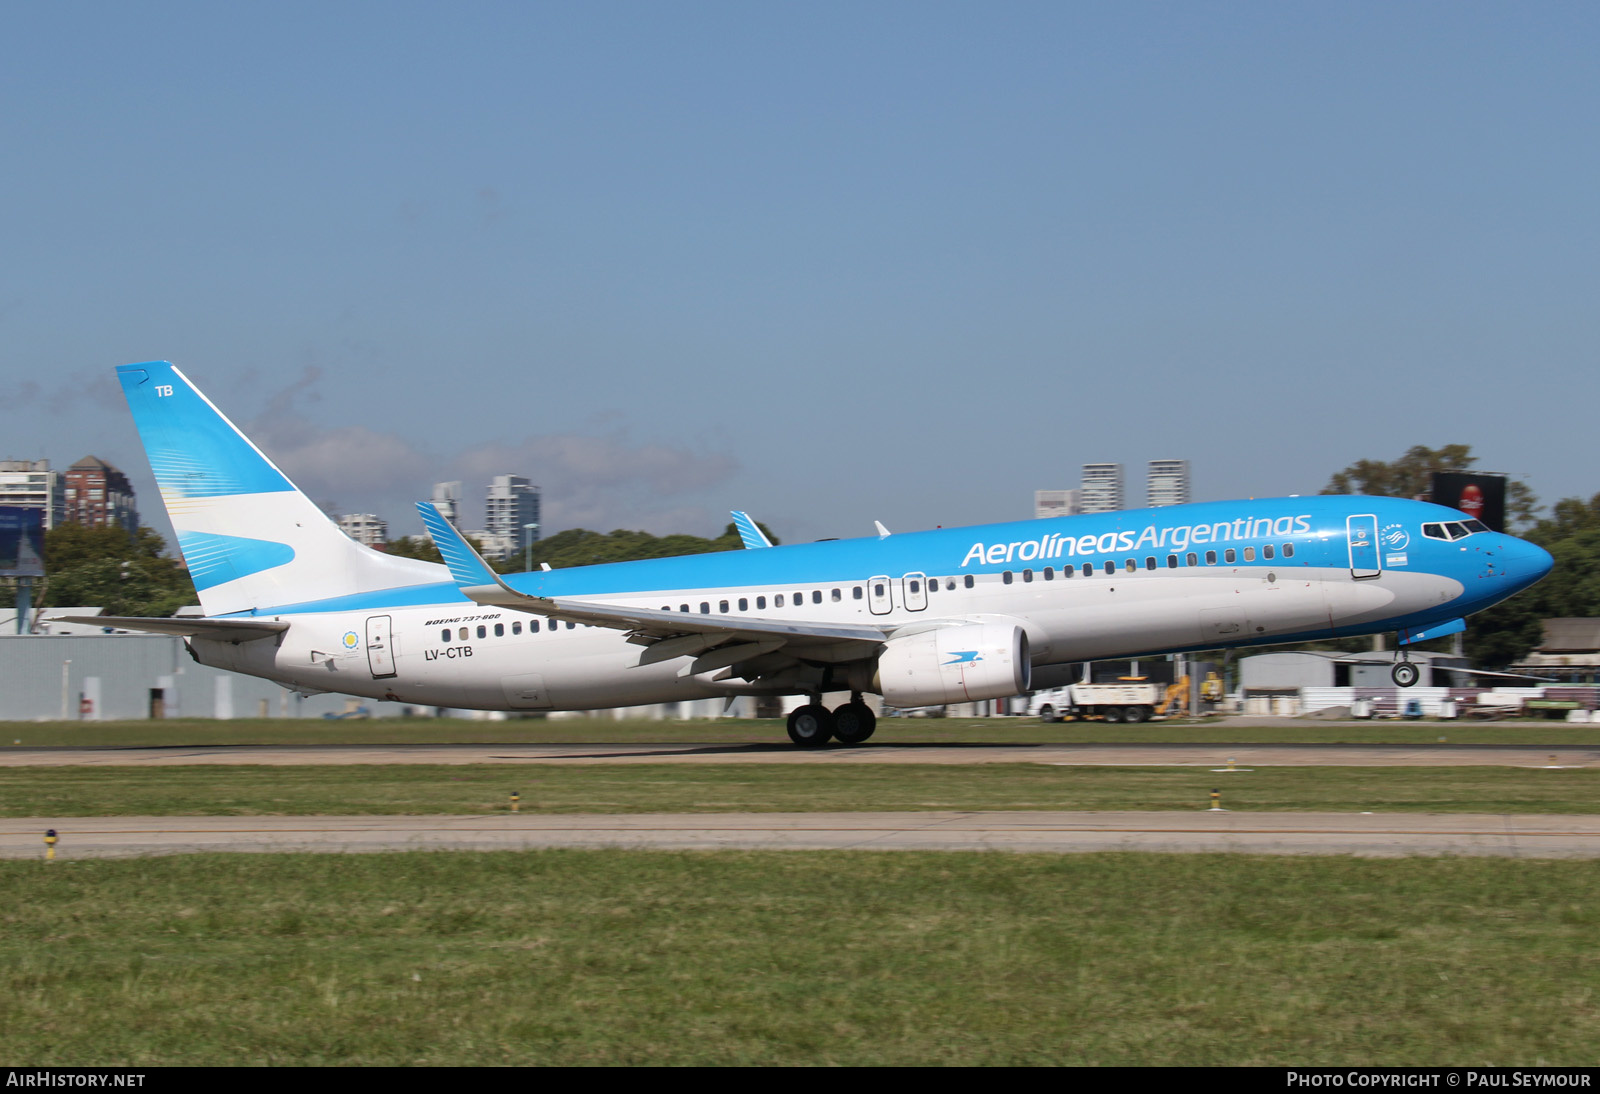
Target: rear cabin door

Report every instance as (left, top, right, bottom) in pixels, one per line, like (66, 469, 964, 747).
(1347, 515, 1381, 579)
(365, 615, 397, 678)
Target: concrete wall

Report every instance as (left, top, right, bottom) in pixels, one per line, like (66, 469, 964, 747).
(0, 634, 413, 720)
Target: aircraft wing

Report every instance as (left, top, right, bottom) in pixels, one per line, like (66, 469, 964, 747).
(730, 511, 772, 549)
(53, 616, 290, 642)
(417, 501, 890, 657)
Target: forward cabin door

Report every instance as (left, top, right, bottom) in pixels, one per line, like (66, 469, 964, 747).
(365, 615, 397, 678)
(1347, 515, 1381, 579)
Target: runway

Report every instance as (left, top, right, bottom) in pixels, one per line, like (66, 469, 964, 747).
(1, 741, 1595, 767)
(6, 810, 1600, 859)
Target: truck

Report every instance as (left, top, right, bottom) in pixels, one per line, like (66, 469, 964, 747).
(1030, 677, 1191, 723)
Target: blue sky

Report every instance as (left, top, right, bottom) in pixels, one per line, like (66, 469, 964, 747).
(3, 2, 1596, 547)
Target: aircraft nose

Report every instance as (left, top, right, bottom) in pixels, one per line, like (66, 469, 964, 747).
(1499, 535, 1554, 590)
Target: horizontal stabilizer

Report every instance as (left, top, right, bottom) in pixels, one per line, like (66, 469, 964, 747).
(54, 615, 289, 642)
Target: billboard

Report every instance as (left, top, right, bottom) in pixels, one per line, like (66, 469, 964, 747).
(1431, 472, 1507, 532)
(0, 506, 46, 578)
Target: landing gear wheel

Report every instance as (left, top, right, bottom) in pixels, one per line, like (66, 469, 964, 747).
(1101, 706, 1124, 724)
(1392, 662, 1420, 688)
(1123, 705, 1150, 724)
(832, 702, 877, 745)
(786, 704, 835, 748)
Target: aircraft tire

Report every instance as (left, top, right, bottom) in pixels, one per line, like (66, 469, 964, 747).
(1392, 662, 1420, 688)
(832, 702, 877, 745)
(787, 704, 835, 748)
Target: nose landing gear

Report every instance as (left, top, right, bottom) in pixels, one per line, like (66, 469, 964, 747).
(1391, 657, 1419, 688)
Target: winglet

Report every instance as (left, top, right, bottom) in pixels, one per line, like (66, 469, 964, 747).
(416, 502, 498, 587)
(730, 511, 773, 549)
(874, 520, 891, 539)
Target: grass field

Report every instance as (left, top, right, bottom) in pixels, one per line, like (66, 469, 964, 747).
(4, 850, 1598, 1065)
(4, 715, 1600, 748)
(2, 763, 1597, 817)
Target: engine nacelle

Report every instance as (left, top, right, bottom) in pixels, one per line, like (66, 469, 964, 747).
(876, 623, 1030, 708)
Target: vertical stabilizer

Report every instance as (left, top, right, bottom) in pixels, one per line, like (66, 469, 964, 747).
(117, 362, 447, 615)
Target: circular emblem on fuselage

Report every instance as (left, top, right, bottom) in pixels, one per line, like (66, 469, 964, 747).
(342, 631, 360, 650)
(1381, 524, 1410, 551)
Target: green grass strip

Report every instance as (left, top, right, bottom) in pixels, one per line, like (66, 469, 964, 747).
(4, 763, 1599, 817)
(4, 851, 1599, 1065)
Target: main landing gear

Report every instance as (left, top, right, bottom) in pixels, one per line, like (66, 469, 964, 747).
(785, 693, 878, 748)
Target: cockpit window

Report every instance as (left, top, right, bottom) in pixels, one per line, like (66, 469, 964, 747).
(1424, 520, 1486, 542)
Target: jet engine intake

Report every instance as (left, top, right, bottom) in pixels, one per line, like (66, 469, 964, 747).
(876, 623, 1030, 707)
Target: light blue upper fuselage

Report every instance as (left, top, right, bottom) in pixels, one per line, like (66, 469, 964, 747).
(234, 493, 1549, 655)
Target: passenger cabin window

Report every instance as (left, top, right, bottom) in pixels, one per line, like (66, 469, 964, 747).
(831, 589, 841, 602)
(1145, 557, 1157, 570)
(1166, 555, 1178, 568)
(1002, 571, 1013, 585)
(1283, 543, 1295, 558)
(701, 602, 710, 613)
(494, 623, 504, 637)
(458, 627, 468, 641)
(1186, 553, 1197, 567)
(1243, 547, 1255, 562)
(963, 575, 974, 589)
(813, 590, 822, 604)
(1103, 561, 1115, 575)
(1205, 551, 1217, 565)
(1263, 544, 1275, 560)
(477, 625, 486, 639)
(757, 596, 767, 609)
(776, 594, 785, 607)
(1224, 549, 1236, 564)
(793, 591, 803, 605)
(719, 600, 729, 613)
(441, 629, 451, 642)
(854, 586, 864, 599)
(739, 598, 749, 611)
(1124, 559, 1135, 573)
(512, 622, 522, 635)
(531, 620, 540, 633)
(566, 621, 575, 629)
(1043, 567, 1054, 580)
(1083, 563, 1094, 577)
(680, 604, 689, 612)
(1022, 570, 1033, 583)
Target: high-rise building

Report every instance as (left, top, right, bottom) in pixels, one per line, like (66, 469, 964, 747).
(0, 460, 66, 529)
(336, 513, 387, 547)
(1146, 459, 1190, 508)
(1080, 463, 1124, 513)
(430, 482, 462, 528)
(64, 456, 139, 531)
(1034, 489, 1082, 520)
(484, 475, 541, 563)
